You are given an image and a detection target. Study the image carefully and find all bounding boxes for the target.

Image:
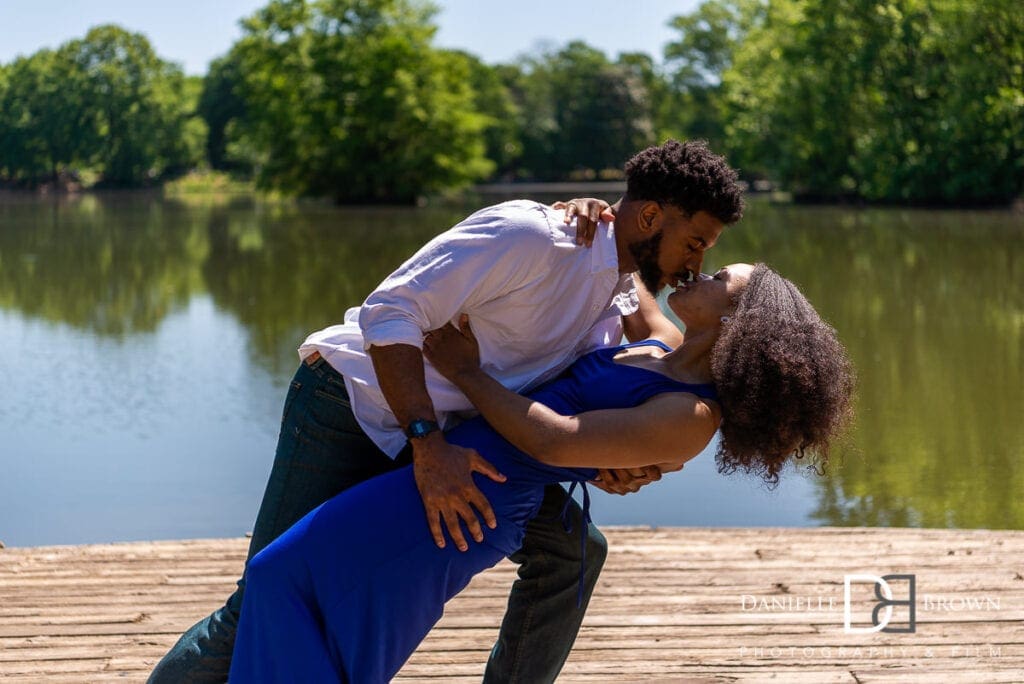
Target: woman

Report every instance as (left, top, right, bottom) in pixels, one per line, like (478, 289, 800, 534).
(229, 263, 853, 683)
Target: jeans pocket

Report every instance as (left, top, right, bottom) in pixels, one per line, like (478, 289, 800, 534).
(301, 382, 363, 442)
(313, 387, 351, 410)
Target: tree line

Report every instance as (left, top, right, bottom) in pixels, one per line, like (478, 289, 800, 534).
(1, 0, 1020, 204)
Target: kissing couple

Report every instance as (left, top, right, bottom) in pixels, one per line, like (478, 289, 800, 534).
(151, 140, 853, 683)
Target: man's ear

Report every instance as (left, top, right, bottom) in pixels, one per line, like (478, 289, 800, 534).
(637, 201, 662, 235)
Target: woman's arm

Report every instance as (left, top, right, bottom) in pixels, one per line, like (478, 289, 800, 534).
(454, 372, 715, 469)
(423, 317, 719, 470)
(622, 283, 684, 347)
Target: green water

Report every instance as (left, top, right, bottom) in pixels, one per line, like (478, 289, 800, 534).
(1, 193, 1021, 546)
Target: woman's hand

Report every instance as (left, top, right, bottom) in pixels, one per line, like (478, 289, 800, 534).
(423, 314, 481, 383)
(591, 465, 665, 495)
(590, 456, 685, 495)
(552, 198, 615, 246)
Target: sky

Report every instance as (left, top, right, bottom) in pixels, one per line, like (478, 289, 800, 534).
(0, 0, 701, 74)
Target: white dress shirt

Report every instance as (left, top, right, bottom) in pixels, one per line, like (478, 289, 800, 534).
(299, 200, 639, 457)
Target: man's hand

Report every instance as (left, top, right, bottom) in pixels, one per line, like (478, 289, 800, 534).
(412, 432, 507, 551)
(552, 198, 615, 246)
(369, 341, 505, 551)
(591, 464, 672, 495)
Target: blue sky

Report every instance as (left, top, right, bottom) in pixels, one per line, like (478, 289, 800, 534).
(0, 0, 701, 74)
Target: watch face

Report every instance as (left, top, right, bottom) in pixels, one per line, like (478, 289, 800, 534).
(407, 419, 439, 439)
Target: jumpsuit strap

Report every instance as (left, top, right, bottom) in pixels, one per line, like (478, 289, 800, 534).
(553, 480, 593, 608)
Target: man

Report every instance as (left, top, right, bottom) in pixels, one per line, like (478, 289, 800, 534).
(150, 139, 744, 683)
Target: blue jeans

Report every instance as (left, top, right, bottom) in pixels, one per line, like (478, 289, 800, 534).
(149, 355, 607, 683)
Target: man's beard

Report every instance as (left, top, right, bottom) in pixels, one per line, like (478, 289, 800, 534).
(628, 230, 665, 295)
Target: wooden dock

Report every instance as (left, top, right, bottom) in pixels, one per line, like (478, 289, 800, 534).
(2, 527, 1022, 682)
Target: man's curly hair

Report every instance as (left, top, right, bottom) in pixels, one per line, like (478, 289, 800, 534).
(625, 139, 744, 224)
(710, 264, 854, 487)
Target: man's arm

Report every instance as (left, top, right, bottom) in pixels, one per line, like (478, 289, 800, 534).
(368, 344, 506, 552)
(360, 209, 552, 551)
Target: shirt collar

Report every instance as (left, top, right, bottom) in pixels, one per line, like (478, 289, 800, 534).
(593, 221, 639, 316)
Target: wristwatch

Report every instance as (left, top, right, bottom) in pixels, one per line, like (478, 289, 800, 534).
(404, 418, 440, 440)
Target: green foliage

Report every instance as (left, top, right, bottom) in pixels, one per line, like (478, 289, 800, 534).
(163, 169, 256, 197)
(443, 50, 523, 179)
(178, 76, 211, 177)
(662, 0, 760, 151)
(216, 0, 492, 203)
(509, 41, 656, 180)
(198, 56, 249, 173)
(3, 0, 1020, 203)
(720, 0, 1024, 203)
(617, 52, 674, 152)
(0, 26, 204, 187)
(64, 26, 204, 185)
(0, 49, 87, 183)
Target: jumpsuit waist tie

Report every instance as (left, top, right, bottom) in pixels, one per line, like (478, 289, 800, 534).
(550, 480, 593, 609)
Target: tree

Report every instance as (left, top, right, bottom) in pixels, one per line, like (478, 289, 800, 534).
(512, 41, 656, 181)
(662, 0, 759, 152)
(64, 25, 204, 186)
(442, 50, 523, 180)
(719, 0, 1024, 203)
(221, 0, 492, 203)
(852, 0, 1024, 203)
(198, 55, 249, 173)
(0, 49, 93, 184)
(617, 51, 673, 148)
(719, 0, 863, 196)
(0, 25, 203, 187)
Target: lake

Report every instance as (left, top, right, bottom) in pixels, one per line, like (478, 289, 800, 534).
(1, 192, 1021, 547)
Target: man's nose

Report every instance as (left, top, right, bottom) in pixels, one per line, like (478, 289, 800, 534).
(686, 253, 705, 277)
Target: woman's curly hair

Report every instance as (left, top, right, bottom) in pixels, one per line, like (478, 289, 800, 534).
(710, 264, 854, 487)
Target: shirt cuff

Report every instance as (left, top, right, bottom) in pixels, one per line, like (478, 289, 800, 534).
(361, 319, 425, 351)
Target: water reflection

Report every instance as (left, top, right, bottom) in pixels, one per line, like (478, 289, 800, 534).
(702, 206, 1024, 530)
(0, 194, 208, 336)
(199, 202, 468, 373)
(0, 194, 1021, 536)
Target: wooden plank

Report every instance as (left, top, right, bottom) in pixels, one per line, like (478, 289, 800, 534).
(1, 527, 1021, 682)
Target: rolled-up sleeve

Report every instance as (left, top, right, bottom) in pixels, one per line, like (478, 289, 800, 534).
(359, 204, 554, 350)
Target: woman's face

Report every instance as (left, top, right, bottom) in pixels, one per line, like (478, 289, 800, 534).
(666, 262, 754, 329)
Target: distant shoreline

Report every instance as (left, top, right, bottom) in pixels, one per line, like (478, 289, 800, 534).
(2, 181, 1019, 211)
(473, 181, 626, 194)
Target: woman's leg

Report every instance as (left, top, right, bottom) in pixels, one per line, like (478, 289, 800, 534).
(230, 465, 511, 683)
(230, 508, 347, 683)
(151, 357, 403, 683)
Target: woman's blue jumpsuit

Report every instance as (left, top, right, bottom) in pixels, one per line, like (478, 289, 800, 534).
(229, 341, 716, 682)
